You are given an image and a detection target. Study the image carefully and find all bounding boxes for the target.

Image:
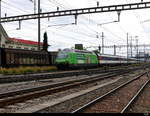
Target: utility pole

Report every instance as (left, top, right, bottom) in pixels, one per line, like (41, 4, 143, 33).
(130, 36, 133, 58)
(117, 10, 121, 22)
(98, 45, 101, 54)
(127, 33, 129, 61)
(38, 0, 41, 51)
(144, 44, 146, 54)
(144, 44, 146, 61)
(30, 0, 36, 14)
(114, 45, 116, 56)
(136, 38, 138, 58)
(75, 15, 78, 24)
(1, 2, 150, 23)
(96, 32, 101, 54)
(101, 32, 104, 54)
(0, 0, 1, 23)
(97, 1, 99, 7)
(0, 0, 1, 48)
(34, 0, 36, 14)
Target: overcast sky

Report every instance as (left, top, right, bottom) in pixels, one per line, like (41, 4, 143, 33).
(1, 0, 150, 56)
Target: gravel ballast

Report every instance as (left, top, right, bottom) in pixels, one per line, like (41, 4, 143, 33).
(0, 69, 147, 113)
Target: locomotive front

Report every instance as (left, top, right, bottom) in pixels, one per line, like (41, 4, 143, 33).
(55, 50, 70, 69)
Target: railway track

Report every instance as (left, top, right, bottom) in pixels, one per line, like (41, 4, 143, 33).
(72, 71, 150, 113)
(0, 68, 137, 108)
(121, 75, 150, 113)
(124, 74, 150, 113)
(0, 64, 148, 84)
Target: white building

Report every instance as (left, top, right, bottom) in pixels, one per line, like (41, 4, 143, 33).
(0, 24, 43, 50)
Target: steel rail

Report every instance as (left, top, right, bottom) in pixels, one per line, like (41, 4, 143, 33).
(121, 78, 150, 113)
(0, 66, 133, 84)
(0, 66, 142, 99)
(71, 71, 148, 113)
(0, 64, 146, 84)
(0, 69, 130, 108)
(0, 70, 122, 99)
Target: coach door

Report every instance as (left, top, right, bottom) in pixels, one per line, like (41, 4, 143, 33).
(86, 56, 91, 64)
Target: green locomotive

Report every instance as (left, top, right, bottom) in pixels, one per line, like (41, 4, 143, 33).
(56, 49, 98, 69)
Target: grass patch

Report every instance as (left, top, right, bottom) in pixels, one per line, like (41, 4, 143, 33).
(0, 66, 57, 75)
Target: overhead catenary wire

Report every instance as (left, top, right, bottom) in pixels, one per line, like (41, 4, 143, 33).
(125, 0, 150, 54)
(3, 0, 129, 44)
(2, 0, 150, 53)
(2, 1, 99, 45)
(56, 0, 128, 45)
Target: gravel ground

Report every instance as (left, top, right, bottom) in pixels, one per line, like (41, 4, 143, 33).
(0, 75, 122, 113)
(0, 73, 102, 94)
(83, 73, 149, 113)
(0, 67, 144, 94)
(36, 70, 146, 113)
(126, 81, 150, 113)
(0, 68, 138, 94)
(0, 69, 147, 113)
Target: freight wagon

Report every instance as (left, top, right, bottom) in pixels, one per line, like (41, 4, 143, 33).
(0, 48, 55, 67)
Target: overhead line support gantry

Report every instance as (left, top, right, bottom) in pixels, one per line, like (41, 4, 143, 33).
(1, 2, 150, 23)
(1, 1, 150, 51)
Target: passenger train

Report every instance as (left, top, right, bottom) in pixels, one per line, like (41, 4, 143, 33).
(56, 48, 143, 69)
(0, 47, 143, 68)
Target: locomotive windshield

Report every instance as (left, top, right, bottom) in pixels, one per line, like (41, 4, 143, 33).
(57, 52, 68, 59)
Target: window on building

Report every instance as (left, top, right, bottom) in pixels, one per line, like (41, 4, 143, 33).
(9, 46, 13, 48)
(16, 47, 21, 49)
(2, 44, 5, 48)
(24, 47, 28, 50)
(31, 48, 35, 50)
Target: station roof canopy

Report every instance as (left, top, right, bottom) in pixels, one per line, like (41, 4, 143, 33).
(8, 38, 43, 46)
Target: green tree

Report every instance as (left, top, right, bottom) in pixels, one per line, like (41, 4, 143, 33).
(43, 32, 48, 51)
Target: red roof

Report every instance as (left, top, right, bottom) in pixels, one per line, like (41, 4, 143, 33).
(9, 38, 43, 46)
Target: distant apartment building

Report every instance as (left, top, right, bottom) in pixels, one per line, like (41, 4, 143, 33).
(0, 24, 43, 50)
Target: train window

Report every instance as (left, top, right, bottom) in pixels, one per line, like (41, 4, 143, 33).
(24, 48, 28, 50)
(57, 53, 68, 59)
(16, 47, 21, 49)
(31, 48, 35, 50)
(77, 54, 85, 60)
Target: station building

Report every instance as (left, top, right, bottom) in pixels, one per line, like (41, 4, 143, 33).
(0, 24, 43, 51)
